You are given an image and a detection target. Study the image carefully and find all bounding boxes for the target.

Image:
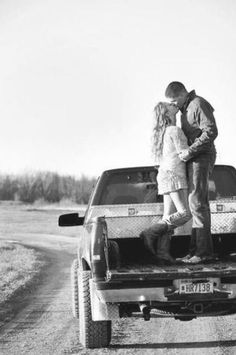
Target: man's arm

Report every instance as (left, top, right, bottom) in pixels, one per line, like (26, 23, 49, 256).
(168, 126, 192, 162)
(188, 99, 218, 157)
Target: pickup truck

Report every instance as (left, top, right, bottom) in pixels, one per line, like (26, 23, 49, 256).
(59, 164, 236, 349)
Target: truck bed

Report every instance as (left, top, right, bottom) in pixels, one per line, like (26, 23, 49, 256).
(107, 256, 236, 281)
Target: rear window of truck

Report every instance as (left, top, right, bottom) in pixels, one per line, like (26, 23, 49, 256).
(92, 165, 236, 205)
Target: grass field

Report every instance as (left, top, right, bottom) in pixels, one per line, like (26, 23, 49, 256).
(0, 200, 85, 239)
(0, 241, 45, 304)
(0, 201, 86, 325)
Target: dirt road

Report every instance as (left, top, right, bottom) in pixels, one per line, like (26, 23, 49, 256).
(0, 231, 236, 354)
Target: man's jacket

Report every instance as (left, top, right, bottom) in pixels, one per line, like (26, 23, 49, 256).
(181, 90, 218, 157)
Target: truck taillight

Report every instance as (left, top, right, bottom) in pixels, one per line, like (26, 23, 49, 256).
(91, 217, 108, 280)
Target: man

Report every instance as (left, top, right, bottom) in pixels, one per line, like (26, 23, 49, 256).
(165, 81, 218, 264)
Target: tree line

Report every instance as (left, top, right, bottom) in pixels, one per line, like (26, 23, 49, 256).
(0, 172, 97, 204)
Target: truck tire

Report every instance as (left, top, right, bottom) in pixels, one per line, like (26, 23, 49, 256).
(71, 259, 79, 318)
(79, 270, 112, 348)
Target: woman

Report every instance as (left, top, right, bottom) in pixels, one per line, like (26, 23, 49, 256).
(140, 102, 192, 264)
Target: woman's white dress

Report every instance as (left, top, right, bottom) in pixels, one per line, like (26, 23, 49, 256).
(157, 125, 189, 194)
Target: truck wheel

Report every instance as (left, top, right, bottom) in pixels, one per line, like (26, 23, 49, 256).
(71, 259, 79, 318)
(79, 270, 112, 348)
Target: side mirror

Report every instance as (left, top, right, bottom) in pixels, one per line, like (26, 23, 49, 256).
(58, 213, 84, 227)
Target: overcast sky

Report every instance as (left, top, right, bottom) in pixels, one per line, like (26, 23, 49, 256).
(0, 0, 235, 177)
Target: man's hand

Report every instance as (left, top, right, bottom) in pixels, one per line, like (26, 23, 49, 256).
(179, 149, 192, 162)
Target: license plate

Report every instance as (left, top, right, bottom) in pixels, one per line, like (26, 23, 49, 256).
(180, 281, 213, 294)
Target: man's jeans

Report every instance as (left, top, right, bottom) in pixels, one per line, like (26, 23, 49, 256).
(187, 149, 216, 257)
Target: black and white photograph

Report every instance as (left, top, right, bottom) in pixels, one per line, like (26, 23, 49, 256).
(0, 0, 236, 354)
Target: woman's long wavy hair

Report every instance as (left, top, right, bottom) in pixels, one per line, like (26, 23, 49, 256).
(152, 102, 172, 162)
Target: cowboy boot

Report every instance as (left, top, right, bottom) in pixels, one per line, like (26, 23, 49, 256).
(140, 231, 157, 257)
(140, 222, 168, 256)
(156, 233, 175, 265)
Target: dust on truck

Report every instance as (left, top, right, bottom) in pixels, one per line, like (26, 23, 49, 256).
(59, 164, 236, 349)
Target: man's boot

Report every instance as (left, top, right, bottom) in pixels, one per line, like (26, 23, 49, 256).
(195, 227, 214, 258)
(183, 228, 214, 264)
(156, 233, 175, 265)
(140, 222, 168, 256)
(176, 228, 196, 262)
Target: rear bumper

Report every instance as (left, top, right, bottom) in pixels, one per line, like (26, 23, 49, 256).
(90, 280, 236, 321)
(96, 285, 167, 302)
(90, 266, 236, 320)
(94, 280, 236, 303)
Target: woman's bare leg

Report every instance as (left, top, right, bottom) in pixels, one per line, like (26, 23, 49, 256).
(169, 189, 190, 214)
(163, 189, 192, 229)
(163, 194, 176, 220)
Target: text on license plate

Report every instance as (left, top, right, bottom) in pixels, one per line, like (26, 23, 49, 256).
(180, 281, 213, 294)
